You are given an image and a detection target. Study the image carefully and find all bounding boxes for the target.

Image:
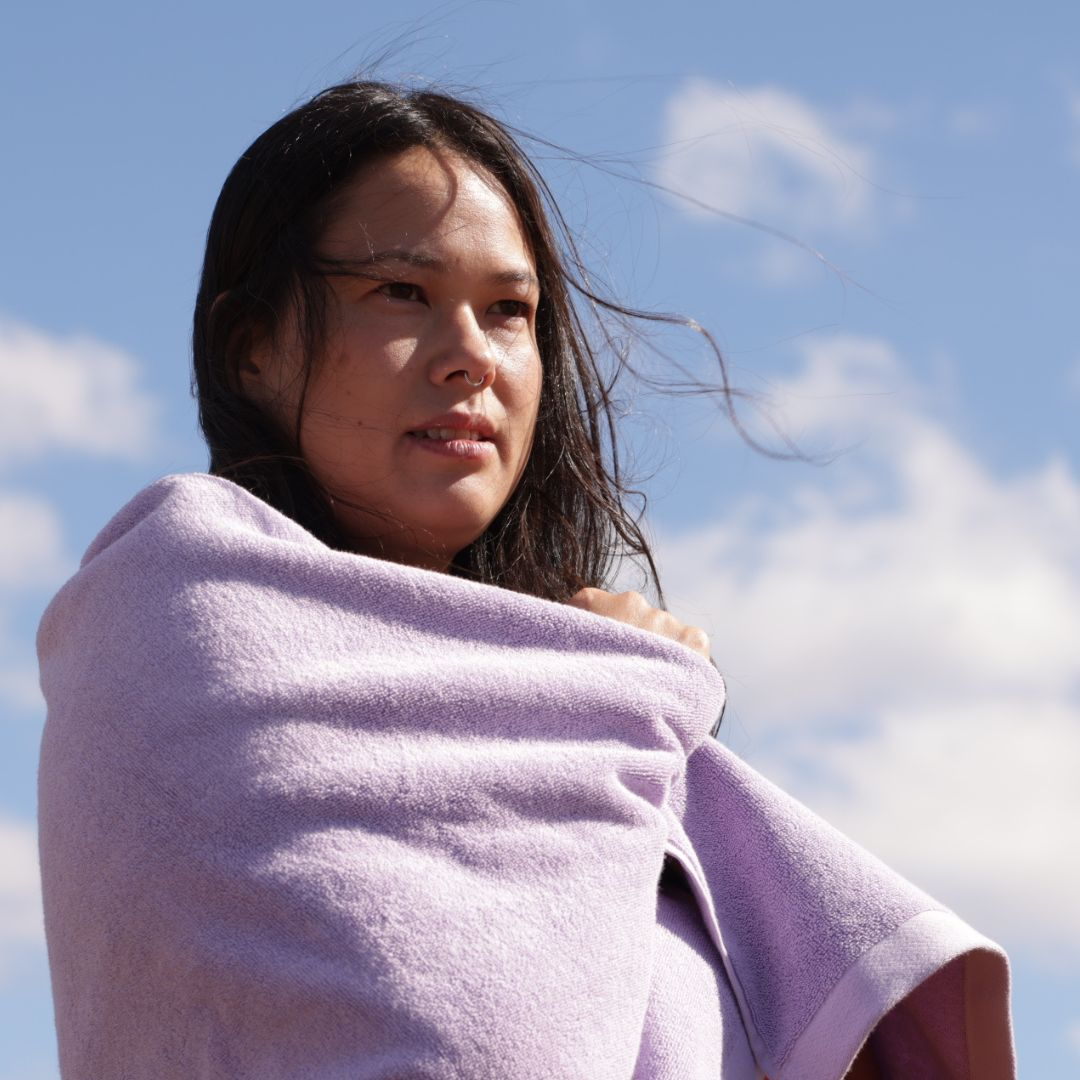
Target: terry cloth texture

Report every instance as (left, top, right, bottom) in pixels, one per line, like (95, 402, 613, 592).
(37, 473, 1016, 1079)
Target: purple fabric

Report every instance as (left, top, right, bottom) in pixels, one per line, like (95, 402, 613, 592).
(632, 882, 756, 1078)
(37, 474, 1015, 1079)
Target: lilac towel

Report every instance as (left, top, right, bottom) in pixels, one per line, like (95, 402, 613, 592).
(37, 474, 1015, 1079)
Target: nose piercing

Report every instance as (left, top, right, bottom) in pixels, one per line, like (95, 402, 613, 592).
(463, 371, 486, 387)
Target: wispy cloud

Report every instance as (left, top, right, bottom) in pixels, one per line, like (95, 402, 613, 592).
(946, 105, 997, 138)
(656, 81, 878, 237)
(0, 492, 67, 713)
(0, 315, 161, 711)
(1066, 1019, 1080, 1059)
(0, 317, 158, 468)
(0, 492, 66, 590)
(656, 333, 1080, 960)
(0, 817, 45, 982)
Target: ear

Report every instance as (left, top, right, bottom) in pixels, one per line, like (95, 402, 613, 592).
(236, 335, 267, 396)
(231, 327, 274, 402)
(237, 328, 297, 415)
(209, 290, 270, 398)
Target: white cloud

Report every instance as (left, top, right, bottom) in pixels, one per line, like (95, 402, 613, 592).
(779, 701, 1080, 963)
(0, 499, 64, 710)
(656, 333, 1080, 959)
(0, 316, 157, 712)
(0, 669, 44, 713)
(657, 81, 877, 237)
(1067, 1019, 1080, 1059)
(0, 817, 45, 981)
(0, 492, 67, 589)
(0, 317, 158, 467)
(0, 490, 67, 713)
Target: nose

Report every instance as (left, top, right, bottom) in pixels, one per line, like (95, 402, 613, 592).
(428, 304, 498, 389)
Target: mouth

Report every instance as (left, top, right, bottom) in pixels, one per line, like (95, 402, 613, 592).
(407, 428, 493, 442)
(405, 428, 497, 461)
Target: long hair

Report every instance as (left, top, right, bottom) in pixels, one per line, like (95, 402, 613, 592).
(193, 80, 736, 604)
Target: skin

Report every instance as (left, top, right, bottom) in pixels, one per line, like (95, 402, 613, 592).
(246, 145, 543, 572)
(245, 145, 710, 660)
(565, 587, 711, 661)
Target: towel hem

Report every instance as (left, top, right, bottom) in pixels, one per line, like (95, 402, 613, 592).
(779, 908, 1010, 1080)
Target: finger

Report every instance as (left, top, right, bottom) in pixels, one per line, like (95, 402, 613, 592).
(565, 587, 598, 608)
(673, 625, 710, 659)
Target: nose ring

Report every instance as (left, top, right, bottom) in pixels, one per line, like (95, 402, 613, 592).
(463, 371, 486, 387)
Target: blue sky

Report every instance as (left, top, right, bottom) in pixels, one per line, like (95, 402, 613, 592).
(3, 1, 1079, 1075)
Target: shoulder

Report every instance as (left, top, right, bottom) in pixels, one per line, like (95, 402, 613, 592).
(37, 474, 321, 667)
(79, 472, 314, 570)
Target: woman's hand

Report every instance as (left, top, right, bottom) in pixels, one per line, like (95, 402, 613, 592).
(565, 588, 711, 661)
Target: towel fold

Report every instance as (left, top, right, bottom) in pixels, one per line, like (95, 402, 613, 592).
(37, 473, 1015, 1079)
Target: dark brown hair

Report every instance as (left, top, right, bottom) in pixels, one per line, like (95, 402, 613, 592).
(193, 80, 739, 604)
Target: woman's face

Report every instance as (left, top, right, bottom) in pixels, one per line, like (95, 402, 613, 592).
(249, 146, 543, 572)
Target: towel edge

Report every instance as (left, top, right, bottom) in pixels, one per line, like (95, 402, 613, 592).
(779, 908, 1012, 1080)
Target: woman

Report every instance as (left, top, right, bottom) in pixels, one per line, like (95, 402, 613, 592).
(195, 81, 709, 653)
(37, 82, 1014, 1079)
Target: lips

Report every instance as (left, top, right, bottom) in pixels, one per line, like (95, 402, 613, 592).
(406, 430, 496, 461)
(407, 413, 497, 441)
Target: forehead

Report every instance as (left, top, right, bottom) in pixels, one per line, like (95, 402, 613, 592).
(319, 146, 535, 268)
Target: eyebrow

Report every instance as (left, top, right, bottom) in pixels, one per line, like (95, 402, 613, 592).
(316, 248, 539, 289)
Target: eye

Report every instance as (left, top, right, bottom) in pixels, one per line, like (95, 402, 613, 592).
(377, 281, 424, 303)
(489, 299, 531, 319)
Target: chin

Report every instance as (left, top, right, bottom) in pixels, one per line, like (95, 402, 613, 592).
(415, 494, 504, 542)
(361, 507, 497, 571)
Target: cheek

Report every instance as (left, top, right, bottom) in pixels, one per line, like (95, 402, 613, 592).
(302, 343, 386, 422)
(527, 348, 544, 420)
(511, 354, 543, 462)
(289, 358, 363, 458)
